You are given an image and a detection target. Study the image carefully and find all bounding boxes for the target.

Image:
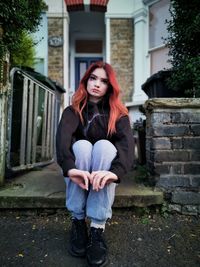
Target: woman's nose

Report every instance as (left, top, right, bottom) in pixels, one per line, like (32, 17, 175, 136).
(94, 80, 100, 87)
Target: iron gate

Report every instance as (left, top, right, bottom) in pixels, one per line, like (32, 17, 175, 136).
(7, 68, 61, 172)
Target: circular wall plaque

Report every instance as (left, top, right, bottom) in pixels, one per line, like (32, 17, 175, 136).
(48, 36, 63, 47)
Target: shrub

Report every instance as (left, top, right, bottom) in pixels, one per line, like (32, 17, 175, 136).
(11, 31, 36, 68)
(0, 0, 45, 59)
(166, 0, 200, 97)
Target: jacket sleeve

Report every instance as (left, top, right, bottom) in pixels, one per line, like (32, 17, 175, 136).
(109, 116, 134, 182)
(56, 106, 80, 177)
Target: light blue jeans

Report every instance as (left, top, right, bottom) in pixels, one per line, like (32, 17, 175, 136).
(64, 139, 117, 226)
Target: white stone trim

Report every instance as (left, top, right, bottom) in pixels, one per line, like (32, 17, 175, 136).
(132, 6, 149, 103)
(63, 13, 69, 107)
(46, 12, 69, 19)
(132, 8, 148, 22)
(105, 13, 134, 19)
(84, 0, 90, 4)
(105, 17, 111, 63)
(143, 0, 160, 6)
(148, 43, 166, 52)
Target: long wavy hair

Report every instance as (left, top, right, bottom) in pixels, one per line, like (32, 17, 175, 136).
(72, 61, 129, 135)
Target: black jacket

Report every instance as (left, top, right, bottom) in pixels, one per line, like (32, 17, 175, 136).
(56, 100, 134, 182)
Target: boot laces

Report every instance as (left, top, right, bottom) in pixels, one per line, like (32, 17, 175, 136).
(90, 227, 104, 244)
(72, 219, 86, 239)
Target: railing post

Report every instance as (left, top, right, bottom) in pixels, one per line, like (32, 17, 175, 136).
(0, 24, 10, 185)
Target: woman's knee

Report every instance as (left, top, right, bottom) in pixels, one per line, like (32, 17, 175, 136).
(72, 140, 93, 156)
(92, 140, 117, 170)
(72, 140, 93, 170)
(93, 140, 117, 157)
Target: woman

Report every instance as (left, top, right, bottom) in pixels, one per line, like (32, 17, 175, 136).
(56, 61, 134, 266)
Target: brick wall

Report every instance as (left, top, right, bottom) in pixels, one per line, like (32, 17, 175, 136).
(145, 98, 200, 215)
(48, 18, 63, 85)
(110, 19, 134, 103)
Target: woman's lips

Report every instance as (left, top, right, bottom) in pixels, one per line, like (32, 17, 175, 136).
(92, 89, 100, 93)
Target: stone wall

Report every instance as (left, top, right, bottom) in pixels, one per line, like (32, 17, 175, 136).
(110, 18, 134, 103)
(145, 98, 200, 215)
(48, 18, 63, 85)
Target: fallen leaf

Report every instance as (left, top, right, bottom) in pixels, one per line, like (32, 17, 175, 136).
(190, 234, 196, 237)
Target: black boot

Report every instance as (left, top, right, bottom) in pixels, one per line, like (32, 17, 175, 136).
(68, 218, 88, 257)
(86, 227, 108, 266)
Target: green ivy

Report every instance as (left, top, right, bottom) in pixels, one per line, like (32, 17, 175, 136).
(165, 0, 200, 97)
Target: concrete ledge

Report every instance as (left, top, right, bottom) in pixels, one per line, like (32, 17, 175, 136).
(0, 163, 164, 209)
(0, 190, 164, 209)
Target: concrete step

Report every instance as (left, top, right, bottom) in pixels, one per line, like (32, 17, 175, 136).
(0, 163, 164, 209)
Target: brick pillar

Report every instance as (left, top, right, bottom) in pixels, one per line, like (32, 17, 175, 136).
(48, 17, 64, 85)
(110, 18, 134, 103)
(145, 98, 200, 215)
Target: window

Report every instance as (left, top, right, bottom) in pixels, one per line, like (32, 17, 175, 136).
(149, 0, 171, 74)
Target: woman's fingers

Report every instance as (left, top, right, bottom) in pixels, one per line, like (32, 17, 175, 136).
(69, 169, 91, 190)
(91, 171, 118, 191)
(82, 172, 89, 190)
(91, 171, 106, 191)
(69, 169, 118, 191)
(99, 174, 111, 189)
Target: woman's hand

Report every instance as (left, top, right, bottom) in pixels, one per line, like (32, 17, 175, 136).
(90, 171, 118, 191)
(68, 169, 91, 190)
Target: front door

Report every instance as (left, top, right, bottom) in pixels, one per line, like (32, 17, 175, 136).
(75, 57, 102, 90)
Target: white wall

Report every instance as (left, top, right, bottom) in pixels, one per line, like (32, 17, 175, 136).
(32, 13, 48, 75)
(45, 0, 63, 13)
(107, 0, 135, 15)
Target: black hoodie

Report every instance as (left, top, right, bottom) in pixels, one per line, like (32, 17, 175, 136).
(56, 99, 134, 182)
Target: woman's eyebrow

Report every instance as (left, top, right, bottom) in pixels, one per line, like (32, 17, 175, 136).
(90, 74, 108, 81)
(90, 74, 96, 77)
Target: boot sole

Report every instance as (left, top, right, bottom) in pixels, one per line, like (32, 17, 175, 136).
(68, 246, 86, 258)
(87, 258, 109, 267)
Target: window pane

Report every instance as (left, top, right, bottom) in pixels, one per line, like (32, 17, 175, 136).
(150, 46, 171, 75)
(149, 0, 170, 49)
(79, 62, 87, 81)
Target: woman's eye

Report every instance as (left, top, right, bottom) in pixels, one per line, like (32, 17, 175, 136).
(89, 75, 96, 80)
(102, 79, 108, 84)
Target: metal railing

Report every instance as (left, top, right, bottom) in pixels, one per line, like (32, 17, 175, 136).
(7, 68, 59, 172)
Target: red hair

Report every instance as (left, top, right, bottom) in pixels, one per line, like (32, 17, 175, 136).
(72, 61, 129, 135)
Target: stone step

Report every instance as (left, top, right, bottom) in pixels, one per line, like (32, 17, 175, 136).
(115, 170, 164, 208)
(0, 164, 164, 209)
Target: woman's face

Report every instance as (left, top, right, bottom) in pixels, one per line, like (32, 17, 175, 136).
(87, 68, 109, 103)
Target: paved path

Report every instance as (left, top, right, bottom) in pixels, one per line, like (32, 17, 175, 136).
(0, 210, 199, 267)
